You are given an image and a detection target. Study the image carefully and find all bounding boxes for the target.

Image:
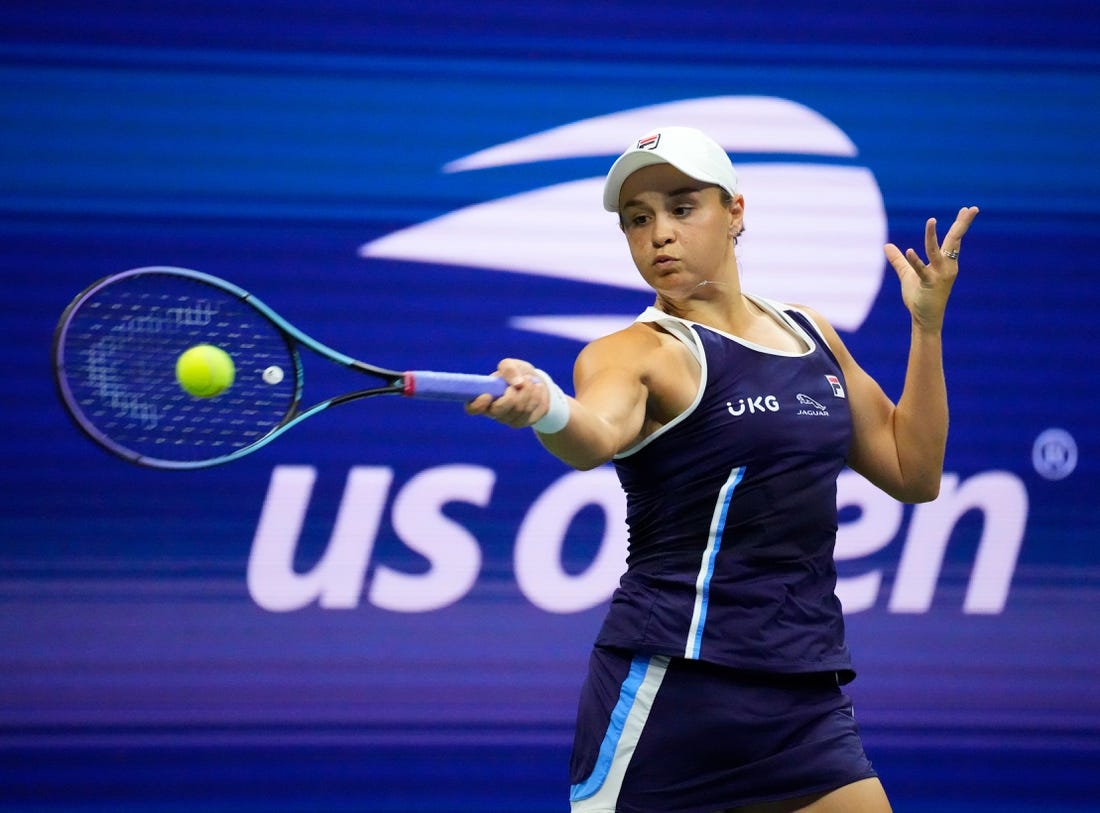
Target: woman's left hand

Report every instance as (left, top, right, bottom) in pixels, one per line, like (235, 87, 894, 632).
(885, 205, 979, 332)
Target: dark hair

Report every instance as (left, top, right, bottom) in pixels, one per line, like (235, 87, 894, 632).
(718, 189, 745, 243)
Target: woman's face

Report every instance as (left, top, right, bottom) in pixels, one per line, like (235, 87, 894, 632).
(617, 163, 743, 299)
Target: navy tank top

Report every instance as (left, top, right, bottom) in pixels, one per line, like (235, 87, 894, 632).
(598, 297, 855, 679)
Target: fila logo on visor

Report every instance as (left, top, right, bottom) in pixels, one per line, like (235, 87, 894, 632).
(637, 134, 661, 150)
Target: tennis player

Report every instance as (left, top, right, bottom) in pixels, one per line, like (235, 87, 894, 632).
(468, 126, 978, 812)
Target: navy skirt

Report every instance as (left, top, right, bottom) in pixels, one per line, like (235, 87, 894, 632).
(569, 647, 877, 813)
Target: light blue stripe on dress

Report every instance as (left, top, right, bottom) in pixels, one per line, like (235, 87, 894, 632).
(570, 654, 670, 811)
(685, 465, 745, 659)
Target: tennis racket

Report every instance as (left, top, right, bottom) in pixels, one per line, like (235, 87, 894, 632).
(53, 266, 507, 470)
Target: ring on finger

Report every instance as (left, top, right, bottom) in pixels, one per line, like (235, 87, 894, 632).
(943, 248, 960, 260)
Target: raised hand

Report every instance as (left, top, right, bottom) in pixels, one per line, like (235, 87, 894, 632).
(884, 205, 979, 332)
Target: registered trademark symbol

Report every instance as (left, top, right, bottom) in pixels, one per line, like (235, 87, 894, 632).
(1031, 428, 1078, 481)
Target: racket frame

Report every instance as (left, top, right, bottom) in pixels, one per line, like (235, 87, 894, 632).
(53, 266, 503, 469)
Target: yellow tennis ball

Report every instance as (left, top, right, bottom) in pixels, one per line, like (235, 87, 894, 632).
(175, 344, 235, 398)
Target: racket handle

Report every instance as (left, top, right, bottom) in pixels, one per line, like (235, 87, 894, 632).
(402, 371, 507, 401)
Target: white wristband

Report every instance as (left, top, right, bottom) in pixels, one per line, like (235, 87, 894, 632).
(531, 368, 571, 434)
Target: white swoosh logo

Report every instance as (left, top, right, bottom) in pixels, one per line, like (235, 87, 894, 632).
(360, 96, 886, 339)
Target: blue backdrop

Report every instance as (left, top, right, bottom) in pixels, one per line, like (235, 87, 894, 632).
(2, 2, 1098, 811)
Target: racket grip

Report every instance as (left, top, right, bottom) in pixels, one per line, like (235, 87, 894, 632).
(403, 371, 507, 401)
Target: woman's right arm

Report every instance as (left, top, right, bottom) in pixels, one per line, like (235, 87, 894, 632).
(466, 329, 652, 471)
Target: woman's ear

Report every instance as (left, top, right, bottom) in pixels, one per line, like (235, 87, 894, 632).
(728, 194, 745, 238)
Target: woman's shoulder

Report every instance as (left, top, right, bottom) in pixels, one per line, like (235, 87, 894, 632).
(576, 320, 668, 371)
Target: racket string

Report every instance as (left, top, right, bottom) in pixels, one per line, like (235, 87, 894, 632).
(60, 274, 300, 463)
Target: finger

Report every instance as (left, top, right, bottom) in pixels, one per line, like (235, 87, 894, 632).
(905, 248, 932, 283)
(954, 205, 980, 232)
(884, 242, 909, 273)
(465, 392, 495, 415)
(883, 242, 922, 279)
(923, 217, 941, 260)
(883, 242, 932, 288)
(942, 205, 980, 247)
(500, 372, 540, 396)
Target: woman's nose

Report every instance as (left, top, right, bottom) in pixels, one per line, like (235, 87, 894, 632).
(650, 215, 675, 246)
